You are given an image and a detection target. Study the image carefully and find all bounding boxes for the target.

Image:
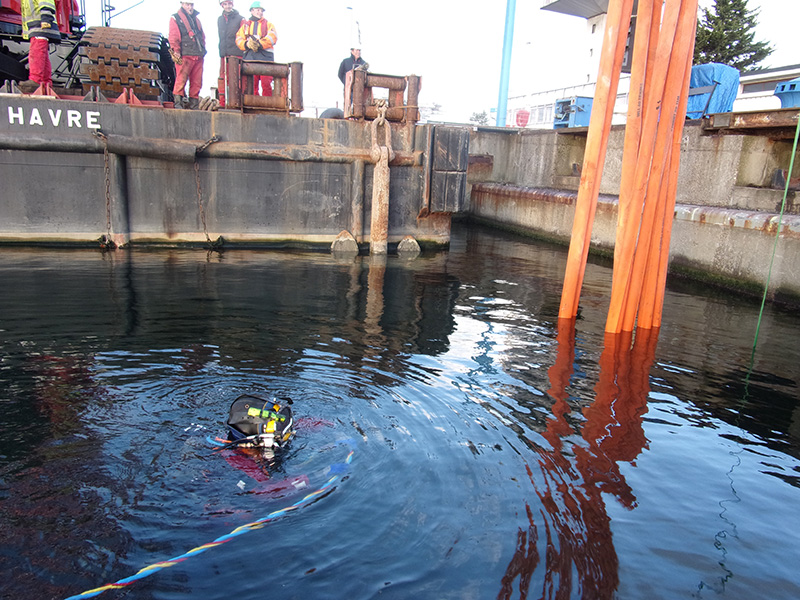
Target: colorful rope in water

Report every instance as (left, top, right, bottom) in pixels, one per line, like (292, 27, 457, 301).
(64, 447, 354, 599)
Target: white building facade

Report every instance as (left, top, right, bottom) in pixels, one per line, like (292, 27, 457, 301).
(506, 0, 799, 129)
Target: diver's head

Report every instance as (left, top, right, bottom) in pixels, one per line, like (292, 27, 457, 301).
(226, 394, 295, 451)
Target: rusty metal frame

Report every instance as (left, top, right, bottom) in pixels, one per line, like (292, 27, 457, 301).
(701, 108, 800, 139)
(346, 71, 421, 124)
(224, 57, 303, 114)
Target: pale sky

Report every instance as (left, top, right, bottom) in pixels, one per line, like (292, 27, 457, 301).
(83, 0, 798, 122)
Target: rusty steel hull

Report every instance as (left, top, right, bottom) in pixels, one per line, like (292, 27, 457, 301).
(0, 95, 468, 249)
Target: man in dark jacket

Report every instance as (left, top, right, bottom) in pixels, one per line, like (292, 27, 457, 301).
(217, 0, 244, 107)
(338, 47, 367, 118)
(337, 47, 367, 84)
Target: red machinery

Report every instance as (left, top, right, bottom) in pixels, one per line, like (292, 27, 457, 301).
(0, 0, 173, 100)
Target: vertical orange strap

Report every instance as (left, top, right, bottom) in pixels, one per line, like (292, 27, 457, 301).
(558, 0, 635, 319)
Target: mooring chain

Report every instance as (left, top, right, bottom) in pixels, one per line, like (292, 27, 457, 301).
(370, 100, 395, 164)
(92, 130, 115, 250)
(194, 136, 221, 247)
(193, 160, 211, 244)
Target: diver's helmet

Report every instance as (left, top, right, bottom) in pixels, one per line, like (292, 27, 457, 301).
(226, 394, 295, 450)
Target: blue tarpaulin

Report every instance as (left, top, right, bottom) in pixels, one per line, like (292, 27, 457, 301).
(686, 63, 740, 119)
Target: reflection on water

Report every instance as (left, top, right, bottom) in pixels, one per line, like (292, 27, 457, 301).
(0, 225, 799, 600)
(499, 325, 657, 599)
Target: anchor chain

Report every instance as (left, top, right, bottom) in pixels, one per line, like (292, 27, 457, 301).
(93, 130, 116, 250)
(193, 160, 211, 245)
(194, 136, 223, 251)
(370, 100, 394, 163)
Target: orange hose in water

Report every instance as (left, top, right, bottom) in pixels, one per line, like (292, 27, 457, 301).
(620, 0, 698, 332)
(605, 0, 661, 333)
(605, 0, 682, 332)
(641, 10, 697, 329)
(558, 0, 635, 319)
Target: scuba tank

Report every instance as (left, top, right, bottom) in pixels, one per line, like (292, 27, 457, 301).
(226, 394, 295, 450)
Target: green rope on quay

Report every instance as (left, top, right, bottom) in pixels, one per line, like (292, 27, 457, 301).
(750, 110, 800, 366)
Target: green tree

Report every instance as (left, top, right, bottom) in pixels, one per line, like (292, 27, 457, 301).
(470, 111, 489, 126)
(693, 0, 772, 71)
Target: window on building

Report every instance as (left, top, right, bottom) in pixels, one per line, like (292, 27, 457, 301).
(742, 81, 783, 94)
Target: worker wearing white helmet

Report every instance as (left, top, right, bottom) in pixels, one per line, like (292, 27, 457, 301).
(217, 0, 245, 107)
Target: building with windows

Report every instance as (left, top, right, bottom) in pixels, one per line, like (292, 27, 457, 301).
(506, 1, 798, 128)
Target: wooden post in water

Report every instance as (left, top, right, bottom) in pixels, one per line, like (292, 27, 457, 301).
(619, 0, 698, 332)
(605, 0, 661, 333)
(605, 0, 682, 333)
(558, 0, 636, 319)
(638, 15, 697, 329)
(559, 0, 699, 331)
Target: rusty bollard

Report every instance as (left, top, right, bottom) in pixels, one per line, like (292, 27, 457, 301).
(369, 101, 394, 254)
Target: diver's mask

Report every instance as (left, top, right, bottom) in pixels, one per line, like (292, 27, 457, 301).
(226, 394, 295, 450)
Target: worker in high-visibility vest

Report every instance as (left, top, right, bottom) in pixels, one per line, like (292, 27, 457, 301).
(235, 1, 276, 96)
(20, 0, 62, 86)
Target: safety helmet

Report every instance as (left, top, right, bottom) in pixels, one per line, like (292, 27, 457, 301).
(227, 394, 294, 450)
(249, 0, 263, 9)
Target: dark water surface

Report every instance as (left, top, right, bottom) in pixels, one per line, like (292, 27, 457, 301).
(1, 224, 798, 600)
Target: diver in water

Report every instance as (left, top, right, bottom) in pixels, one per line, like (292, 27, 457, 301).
(224, 394, 295, 459)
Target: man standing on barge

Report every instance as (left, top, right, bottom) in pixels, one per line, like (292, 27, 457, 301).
(235, 1, 277, 96)
(169, 0, 207, 109)
(337, 47, 367, 85)
(217, 0, 245, 107)
(337, 46, 367, 118)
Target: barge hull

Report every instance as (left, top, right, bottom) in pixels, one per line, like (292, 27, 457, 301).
(0, 96, 469, 249)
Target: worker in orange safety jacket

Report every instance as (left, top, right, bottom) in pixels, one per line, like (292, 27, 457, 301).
(168, 0, 207, 109)
(235, 0, 276, 96)
(21, 0, 62, 86)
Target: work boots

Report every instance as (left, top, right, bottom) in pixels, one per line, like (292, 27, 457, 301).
(188, 97, 200, 110)
(173, 94, 185, 109)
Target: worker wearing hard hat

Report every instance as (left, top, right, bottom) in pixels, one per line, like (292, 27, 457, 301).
(338, 47, 368, 85)
(169, 0, 207, 109)
(20, 0, 62, 87)
(235, 0, 277, 96)
(338, 46, 368, 118)
(217, 0, 245, 107)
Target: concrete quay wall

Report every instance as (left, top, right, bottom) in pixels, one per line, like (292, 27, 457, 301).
(467, 121, 800, 302)
(0, 95, 468, 250)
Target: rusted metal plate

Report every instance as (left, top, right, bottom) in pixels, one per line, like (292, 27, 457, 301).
(703, 108, 800, 135)
(365, 74, 406, 91)
(433, 127, 469, 171)
(467, 153, 494, 180)
(430, 171, 465, 213)
(81, 46, 159, 65)
(81, 63, 160, 84)
(364, 105, 405, 121)
(240, 62, 291, 77)
(78, 26, 164, 100)
(428, 126, 469, 213)
(242, 94, 289, 110)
